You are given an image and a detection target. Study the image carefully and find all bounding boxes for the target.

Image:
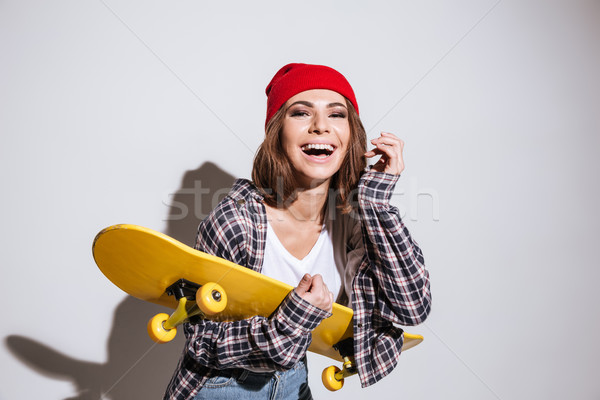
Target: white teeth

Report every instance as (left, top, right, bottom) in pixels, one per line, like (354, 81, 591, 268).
(301, 143, 334, 152)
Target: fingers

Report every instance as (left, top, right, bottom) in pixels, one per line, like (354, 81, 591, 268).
(309, 274, 334, 312)
(365, 132, 402, 156)
(295, 274, 333, 313)
(294, 273, 312, 296)
(364, 148, 382, 158)
(364, 132, 405, 175)
(370, 133, 403, 158)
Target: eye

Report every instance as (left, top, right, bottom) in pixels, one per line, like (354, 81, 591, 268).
(329, 111, 347, 118)
(290, 109, 310, 117)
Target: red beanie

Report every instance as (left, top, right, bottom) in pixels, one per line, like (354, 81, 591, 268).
(265, 63, 359, 126)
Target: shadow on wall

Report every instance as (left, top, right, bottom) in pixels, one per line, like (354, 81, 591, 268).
(6, 298, 184, 399)
(164, 161, 236, 247)
(5, 162, 236, 399)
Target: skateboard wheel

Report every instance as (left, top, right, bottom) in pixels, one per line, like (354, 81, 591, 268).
(147, 313, 177, 343)
(322, 365, 344, 391)
(196, 282, 227, 316)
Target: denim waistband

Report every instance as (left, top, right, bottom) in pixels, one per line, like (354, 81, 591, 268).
(208, 357, 307, 383)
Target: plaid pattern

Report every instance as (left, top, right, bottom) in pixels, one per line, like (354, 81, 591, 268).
(164, 171, 431, 399)
(352, 172, 431, 386)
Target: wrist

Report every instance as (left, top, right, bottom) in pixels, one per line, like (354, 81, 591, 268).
(276, 291, 331, 332)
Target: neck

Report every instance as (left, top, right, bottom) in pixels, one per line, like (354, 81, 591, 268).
(274, 177, 331, 224)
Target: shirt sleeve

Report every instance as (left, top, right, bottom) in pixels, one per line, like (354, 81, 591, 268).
(355, 171, 432, 326)
(184, 290, 329, 371)
(185, 196, 331, 371)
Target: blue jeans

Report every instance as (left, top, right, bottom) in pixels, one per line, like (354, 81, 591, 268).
(194, 359, 312, 400)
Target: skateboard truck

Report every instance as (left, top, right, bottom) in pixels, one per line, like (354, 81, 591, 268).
(147, 279, 228, 344)
(322, 337, 357, 391)
(165, 278, 200, 300)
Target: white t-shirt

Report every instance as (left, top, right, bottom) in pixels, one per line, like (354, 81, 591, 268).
(262, 221, 342, 301)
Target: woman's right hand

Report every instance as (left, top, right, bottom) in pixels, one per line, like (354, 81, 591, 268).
(294, 273, 334, 313)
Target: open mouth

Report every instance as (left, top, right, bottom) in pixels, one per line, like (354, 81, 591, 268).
(300, 143, 336, 158)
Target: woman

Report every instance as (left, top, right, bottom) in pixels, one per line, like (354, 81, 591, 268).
(164, 63, 431, 399)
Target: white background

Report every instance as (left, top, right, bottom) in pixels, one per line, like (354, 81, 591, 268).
(1, 1, 599, 399)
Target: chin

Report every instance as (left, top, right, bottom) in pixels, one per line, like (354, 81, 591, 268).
(297, 170, 340, 188)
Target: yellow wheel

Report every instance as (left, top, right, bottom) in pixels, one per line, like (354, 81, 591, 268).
(322, 365, 344, 391)
(196, 282, 227, 316)
(147, 313, 177, 343)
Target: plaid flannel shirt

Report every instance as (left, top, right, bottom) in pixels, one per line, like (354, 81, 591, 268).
(164, 171, 431, 399)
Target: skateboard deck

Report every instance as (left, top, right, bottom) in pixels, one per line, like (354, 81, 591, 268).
(92, 224, 423, 389)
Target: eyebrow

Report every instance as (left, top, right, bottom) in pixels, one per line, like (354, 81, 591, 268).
(287, 100, 347, 109)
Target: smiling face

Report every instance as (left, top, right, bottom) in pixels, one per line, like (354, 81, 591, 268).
(280, 89, 351, 189)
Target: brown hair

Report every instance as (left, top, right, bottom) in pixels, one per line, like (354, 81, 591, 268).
(252, 98, 366, 214)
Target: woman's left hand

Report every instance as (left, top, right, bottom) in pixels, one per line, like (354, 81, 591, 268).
(364, 132, 405, 175)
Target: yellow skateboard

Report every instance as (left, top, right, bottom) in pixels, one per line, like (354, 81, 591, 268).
(92, 224, 423, 391)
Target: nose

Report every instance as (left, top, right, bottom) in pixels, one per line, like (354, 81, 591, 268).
(310, 111, 329, 135)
